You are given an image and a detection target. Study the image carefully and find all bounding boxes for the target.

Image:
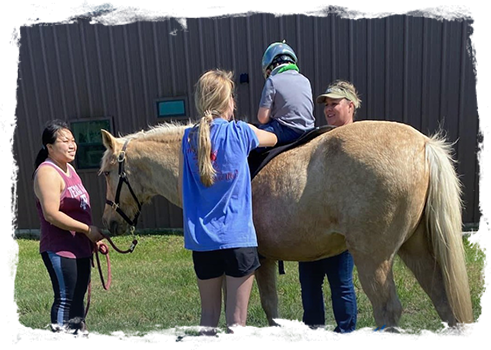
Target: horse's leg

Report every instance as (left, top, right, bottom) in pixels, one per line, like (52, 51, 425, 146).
(352, 251, 402, 330)
(255, 257, 279, 326)
(398, 219, 457, 325)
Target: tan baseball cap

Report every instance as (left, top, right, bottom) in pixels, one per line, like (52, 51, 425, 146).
(316, 85, 360, 108)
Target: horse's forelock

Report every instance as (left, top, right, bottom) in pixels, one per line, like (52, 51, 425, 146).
(99, 146, 118, 173)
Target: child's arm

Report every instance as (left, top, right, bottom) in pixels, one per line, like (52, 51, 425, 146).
(257, 107, 271, 124)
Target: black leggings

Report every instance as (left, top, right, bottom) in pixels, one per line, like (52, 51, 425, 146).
(41, 252, 91, 328)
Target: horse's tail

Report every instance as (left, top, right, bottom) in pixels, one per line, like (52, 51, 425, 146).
(424, 133, 473, 324)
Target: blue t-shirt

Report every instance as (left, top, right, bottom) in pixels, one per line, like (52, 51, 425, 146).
(181, 118, 260, 251)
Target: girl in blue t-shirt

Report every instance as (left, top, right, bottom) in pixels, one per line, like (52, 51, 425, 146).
(178, 69, 277, 334)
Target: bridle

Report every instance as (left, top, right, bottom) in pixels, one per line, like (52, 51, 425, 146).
(101, 137, 140, 275)
(87, 139, 142, 316)
(105, 138, 142, 237)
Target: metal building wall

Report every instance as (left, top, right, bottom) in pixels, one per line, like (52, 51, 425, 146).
(14, 13, 479, 231)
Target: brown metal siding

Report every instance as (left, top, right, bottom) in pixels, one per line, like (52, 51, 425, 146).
(14, 13, 480, 231)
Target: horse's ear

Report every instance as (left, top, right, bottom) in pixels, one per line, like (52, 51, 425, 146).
(101, 129, 115, 151)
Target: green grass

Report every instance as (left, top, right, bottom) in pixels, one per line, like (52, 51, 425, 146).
(14, 234, 485, 335)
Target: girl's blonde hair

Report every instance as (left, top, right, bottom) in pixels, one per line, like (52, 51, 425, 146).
(190, 69, 235, 187)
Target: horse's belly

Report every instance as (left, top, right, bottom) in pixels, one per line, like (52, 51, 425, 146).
(256, 230, 346, 261)
(254, 209, 347, 262)
(252, 165, 346, 261)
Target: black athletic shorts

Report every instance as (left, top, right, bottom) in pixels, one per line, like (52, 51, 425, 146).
(192, 247, 261, 280)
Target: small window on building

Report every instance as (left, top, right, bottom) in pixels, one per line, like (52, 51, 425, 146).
(0, 138, 5, 176)
(80, 0, 170, 13)
(156, 97, 187, 118)
(71, 118, 112, 170)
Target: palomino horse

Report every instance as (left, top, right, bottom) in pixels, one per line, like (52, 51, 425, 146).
(99, 120, 473, 330)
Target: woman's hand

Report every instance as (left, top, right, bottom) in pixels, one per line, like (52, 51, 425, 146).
(86, 225, 105, 243)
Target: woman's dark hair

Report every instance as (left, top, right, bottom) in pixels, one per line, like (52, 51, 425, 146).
(33, 119, 71, 177)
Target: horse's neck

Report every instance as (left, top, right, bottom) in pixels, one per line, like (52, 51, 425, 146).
(131, 136, 182, 208)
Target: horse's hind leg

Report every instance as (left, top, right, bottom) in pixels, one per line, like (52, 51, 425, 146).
(352, 251, 402, 329)
(398, 219, 457, 325)
(255, 257, 279, 326)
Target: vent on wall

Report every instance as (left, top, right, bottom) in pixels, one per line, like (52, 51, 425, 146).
(156, 98, 187, 118)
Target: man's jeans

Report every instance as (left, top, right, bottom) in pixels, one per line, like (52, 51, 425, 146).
(258, 119, 305, 145)
(298, 251, 357, 347)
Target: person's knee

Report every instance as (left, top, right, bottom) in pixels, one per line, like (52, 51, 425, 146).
(258, 122, 275, 133)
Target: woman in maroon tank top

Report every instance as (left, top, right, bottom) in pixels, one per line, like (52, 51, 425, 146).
(33, 120, 104, 336)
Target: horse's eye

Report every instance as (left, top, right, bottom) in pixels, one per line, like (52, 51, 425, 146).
(102, 171, 110, 177)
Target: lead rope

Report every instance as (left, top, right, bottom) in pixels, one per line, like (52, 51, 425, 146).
(85, 232, 138, 317)
(95, 242, 112, 289)
(85, 243, 111, 318)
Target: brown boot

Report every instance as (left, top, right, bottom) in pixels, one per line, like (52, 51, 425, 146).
(70, 318, 112, 350)
(51, 325, 72, 350)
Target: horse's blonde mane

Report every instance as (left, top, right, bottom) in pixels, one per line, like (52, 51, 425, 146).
(122, 121, 192, 142)
(100, 121, 193, 172)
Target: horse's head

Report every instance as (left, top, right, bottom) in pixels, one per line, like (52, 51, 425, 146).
(100, 129, 143, 236)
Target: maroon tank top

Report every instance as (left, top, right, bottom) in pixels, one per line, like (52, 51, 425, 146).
(35, 160, 94, 258)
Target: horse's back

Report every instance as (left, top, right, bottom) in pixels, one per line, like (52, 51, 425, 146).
(252, 120, 429, 260)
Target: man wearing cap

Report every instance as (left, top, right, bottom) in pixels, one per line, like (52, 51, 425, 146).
(298, 80, 361, 333)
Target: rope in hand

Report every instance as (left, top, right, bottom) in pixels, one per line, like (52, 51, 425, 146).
(96, 241, 112, 290)
(85, 234, 138, 317)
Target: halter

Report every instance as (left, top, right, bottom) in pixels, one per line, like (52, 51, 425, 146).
(84, 143, 141, 318)
(87, 143, 141, 317)
(105, 139, 142, 237)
